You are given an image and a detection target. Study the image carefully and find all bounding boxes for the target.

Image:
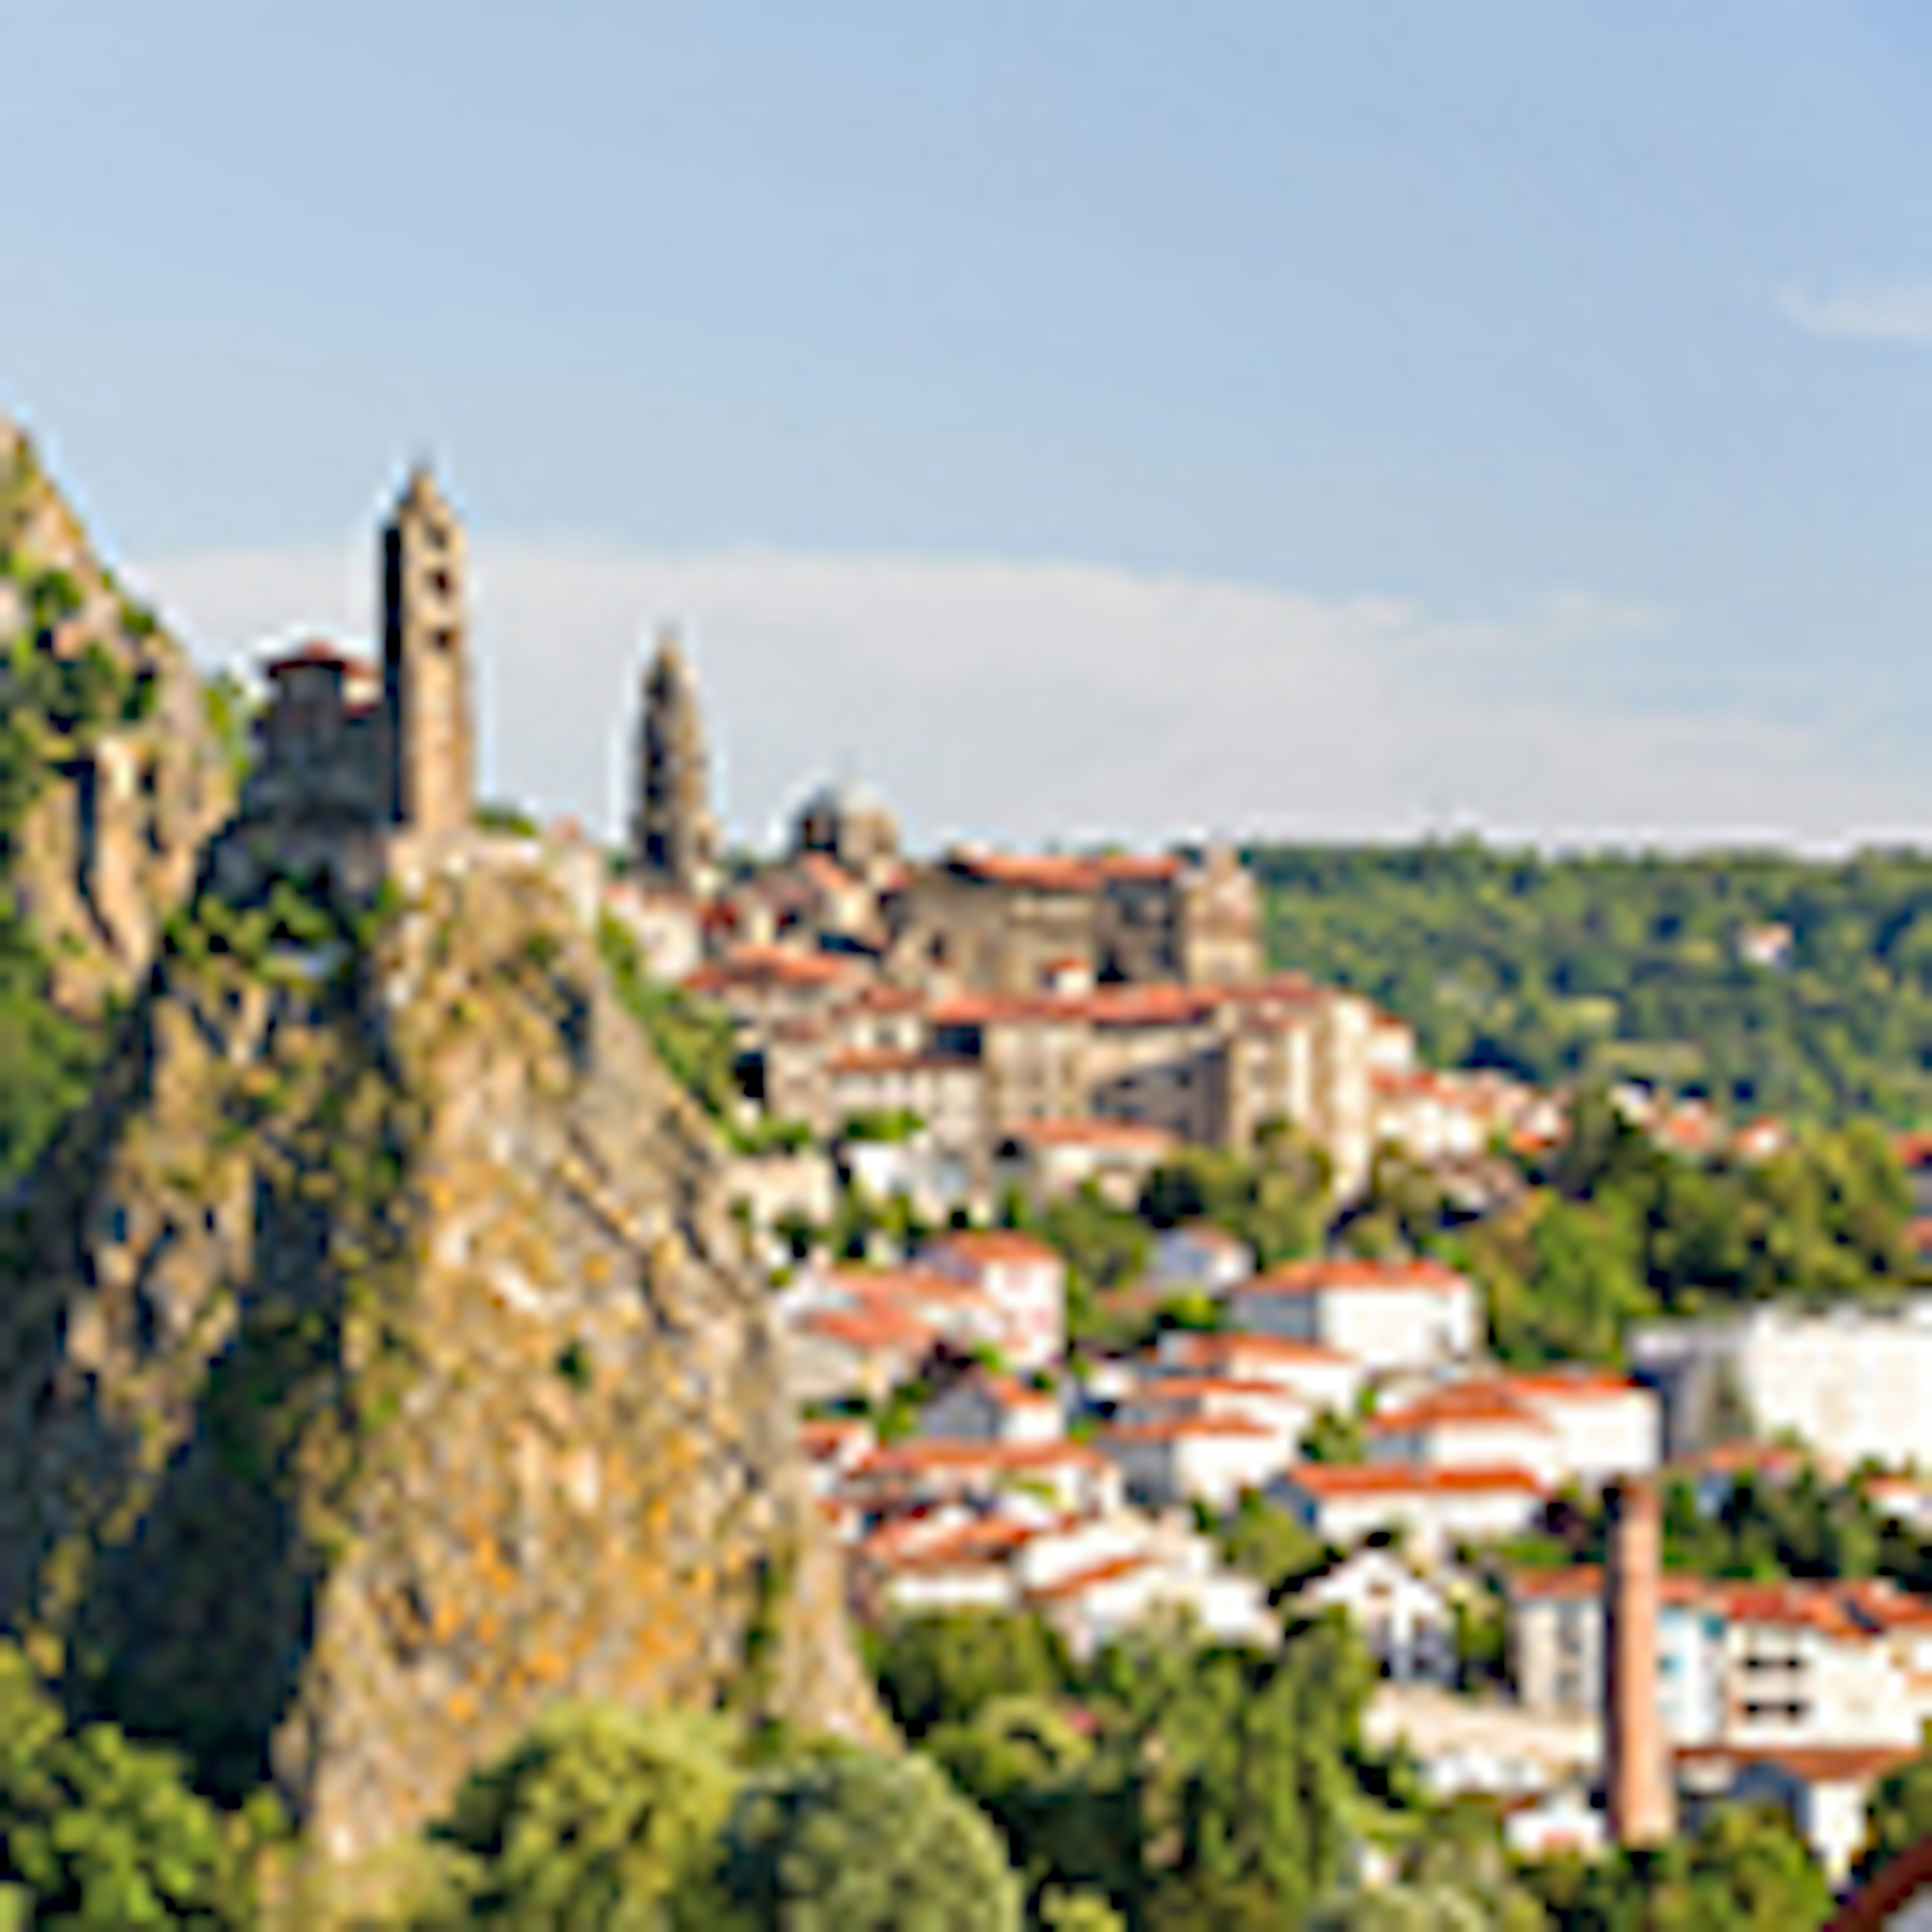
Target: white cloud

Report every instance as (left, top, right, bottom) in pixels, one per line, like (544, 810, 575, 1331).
(124, 539, 1921, 854)
(1779, 280, 1932, 346)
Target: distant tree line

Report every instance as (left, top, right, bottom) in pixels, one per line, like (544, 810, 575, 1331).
(1249, 837, 1932, 1123)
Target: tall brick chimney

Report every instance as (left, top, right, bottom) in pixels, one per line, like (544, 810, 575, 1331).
(1604, 1475, 1673, 1847)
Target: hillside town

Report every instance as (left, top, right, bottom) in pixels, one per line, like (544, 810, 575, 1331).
(11, 433, 1932, 1924)
(548, 609, 1932, 1896)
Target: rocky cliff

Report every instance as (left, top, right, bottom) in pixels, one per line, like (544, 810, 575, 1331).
(0, 842, 879, 1863)
(0, 418, 233, 1012)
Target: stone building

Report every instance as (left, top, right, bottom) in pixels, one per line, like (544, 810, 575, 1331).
(714, 964, 1379, 1198)
(792, 774, 900, 886)
(883, 845, 1262, 995)
(225, 467, 476, 893)
(631, 629, 719, 895)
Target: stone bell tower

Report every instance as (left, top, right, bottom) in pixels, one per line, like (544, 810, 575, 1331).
(631, 628, 718, 895)
(383, 466, 473, 835)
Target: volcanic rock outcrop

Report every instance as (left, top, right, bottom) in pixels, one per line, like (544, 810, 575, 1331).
(0, 419, 233, 1010)
(0, 845, 878, 1861)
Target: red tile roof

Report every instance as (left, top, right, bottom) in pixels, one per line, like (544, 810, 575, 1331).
(1102, 1415, 1277, 1443)
(1134, 1376, 1306, 1402)
(1286, 1462, 1544, 1499)
(827, 1265, 988, 1307)
(946, 850, 1109, 893)
(1496, 1369, 1647, 1404)
(1001, 1116, 1176, 1153)
(1368, 1389, 1552, 1434)
(1083, 985, 1223, 1028)
(798, 1418, 872, 1459)
(686, 944, 860, 992)
(1675, 1743, 1913, 1785)
(794, 1304, 934, 1353)
(1503, 1566, 1932, 1637)
(860, 1517, 1039, 1571)
(1028, 1553, 1153, 1602)
(923, 1231, 1066, 1268)
(847, 983, 926, 1013)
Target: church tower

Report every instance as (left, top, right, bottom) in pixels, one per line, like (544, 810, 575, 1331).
(382, 467, 473, 835)
(631, 629, 717, 895)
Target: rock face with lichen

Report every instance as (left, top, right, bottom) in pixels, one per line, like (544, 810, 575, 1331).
(0, 842, 880, 1863)
(0, 418, 234, 1012)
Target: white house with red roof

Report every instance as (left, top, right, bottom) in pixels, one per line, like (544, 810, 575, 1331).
(850, 1496, 1273, 1654)
(848, 1437, 1122, 1518)
(1510, 1568, 1932, 1754)
(784, 1299, 937, 1405)
(1153, 1329, 1366, 1415)
(1291, 1547, 1460, 1685)
(1100, 1411, 1290, 1512)
(920, 1229, 1068, 1372)
(1492, 1369, 1660, 1486)
(1228, 1256, 1481, 1373)
(1367, 1385, 1563, 1489)
(1114, 1373, 1310, 1450)
(918, 1372, 1065, 1447)
(1020, 1512, 1276, 1658)
(1273, 1463, 1545, 1561)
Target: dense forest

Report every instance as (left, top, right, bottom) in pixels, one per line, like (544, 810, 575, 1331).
(1250, 840, 1932, 1123)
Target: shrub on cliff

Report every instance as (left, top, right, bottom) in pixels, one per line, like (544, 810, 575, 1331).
(712, 1748, 1021, 1932)
(0, 1643, 265, 1927)
(431, 1705, 742, 1928)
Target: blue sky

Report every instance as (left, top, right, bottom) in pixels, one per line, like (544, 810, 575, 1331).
(10, 3, 1932, 848)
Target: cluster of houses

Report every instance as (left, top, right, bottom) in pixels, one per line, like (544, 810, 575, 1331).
(605, 647, 1932, 1898)
(776, 1223, 1932, 1887)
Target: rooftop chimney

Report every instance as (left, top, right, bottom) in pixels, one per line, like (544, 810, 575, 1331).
(1604, 1476, 1673, 1847)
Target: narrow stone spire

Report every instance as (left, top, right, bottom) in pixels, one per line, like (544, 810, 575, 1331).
(630, 627, 717, 894)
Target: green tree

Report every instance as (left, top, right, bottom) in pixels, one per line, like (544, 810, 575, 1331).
(1217, 1493, 1328, 1596)
(1858, 1746, 1932, 1884)
(876, 1614, 1070, 1740)
(926, 1696, 1136, 1914)
(1521, 1802, 1830, 1931)
(1089, 1617, 1372, 1925)
(1035, 1887, 1124, 1932)
(0, 1644, 265, 1928)
(1301, 1408, 1367, 1465)
(1314, 1831, 1548, 1931)
(712, 1749, 1022, 1932)
(433, 1705, 742, 1927)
